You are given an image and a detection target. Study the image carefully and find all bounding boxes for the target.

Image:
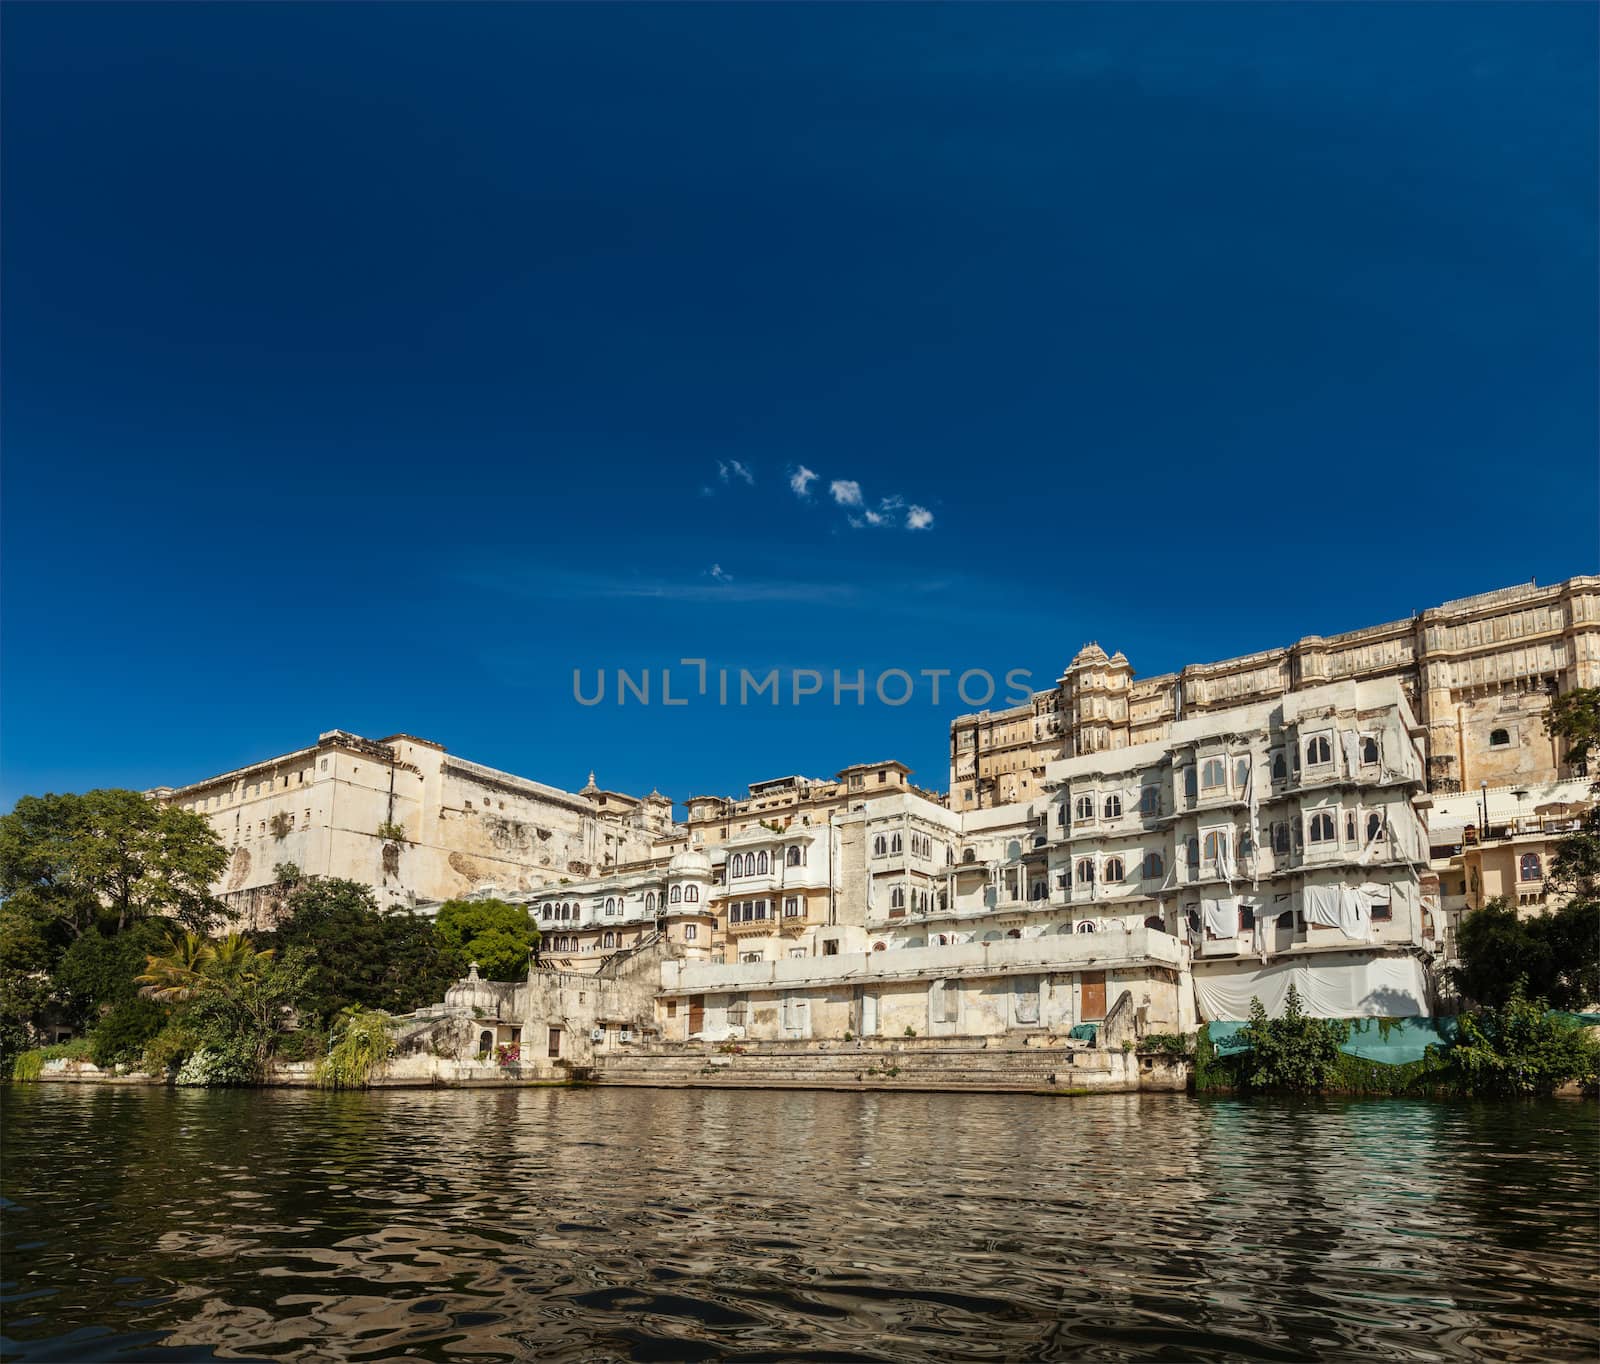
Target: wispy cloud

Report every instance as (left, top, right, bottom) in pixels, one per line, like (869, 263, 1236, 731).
(829, 479, 863, 507)
(719, 459, 754, 486)
(789, 465, 818, 498)
(906, 505, 934, 530)
(708, 563, 733, 583)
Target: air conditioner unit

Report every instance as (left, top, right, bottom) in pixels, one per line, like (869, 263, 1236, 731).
(590, 1028, 605, 1042)
(619, 1029, 633, 1042)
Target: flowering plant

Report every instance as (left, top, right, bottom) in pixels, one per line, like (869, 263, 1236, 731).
(494, 1043, 521, 1068)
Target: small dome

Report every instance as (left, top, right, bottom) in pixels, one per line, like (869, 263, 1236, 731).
(668, 848, 712, 876)
(1072, 642, 1109, 666)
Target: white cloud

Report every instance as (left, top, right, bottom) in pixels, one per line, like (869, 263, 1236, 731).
(709, 563, 733, 583)
(718, 459, 754, 486)
(829, 479, 863, 507)
(906, 505, 934, 530)
(789, 465, 818, 497)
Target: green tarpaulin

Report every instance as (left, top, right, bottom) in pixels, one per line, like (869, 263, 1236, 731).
(1207, 1011, 1596, 1067)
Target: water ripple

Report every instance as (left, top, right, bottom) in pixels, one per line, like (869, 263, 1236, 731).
(2, 1087, 1596, 1362)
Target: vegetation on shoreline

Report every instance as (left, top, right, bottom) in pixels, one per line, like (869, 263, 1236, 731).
(0, 789, 537, 1084)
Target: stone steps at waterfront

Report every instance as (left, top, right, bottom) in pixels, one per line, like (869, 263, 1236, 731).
(594, 1041, 1184, 1094)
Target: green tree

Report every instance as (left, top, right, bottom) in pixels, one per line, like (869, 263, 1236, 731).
(1236, 984, 1345, 1093)
(433, 898, 538, 981)
(271, 878, 465, 1024)
(1450, 897, 1599, 1010)
(0, 789, 226, 941)
(1546, 686, 1600, 770)
(143, 933, 311, 1084)
(1440, 981, 1600, 1098)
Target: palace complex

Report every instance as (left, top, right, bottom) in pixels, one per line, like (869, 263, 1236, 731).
(151, 574, 1598, 1082)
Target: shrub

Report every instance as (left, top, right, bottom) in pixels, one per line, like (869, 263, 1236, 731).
(1236, 985, 1345, 1093)
(1437, 982, 1600, 1098)
(315, 1010, 396, 1090)
(275, 1028, 327, 1063)
(89, 997, 168, 1068)
(11, 1038, 95, 1082)
(175, 1047, 253, 1087)
(1136, 1033, 1193, 1058)
(141, 1022, 200, 1076)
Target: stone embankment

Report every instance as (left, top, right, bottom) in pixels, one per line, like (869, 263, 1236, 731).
(593, 1036, 1188, 1094)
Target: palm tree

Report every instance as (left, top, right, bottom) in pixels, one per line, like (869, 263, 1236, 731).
(135, 930, 214, 1003)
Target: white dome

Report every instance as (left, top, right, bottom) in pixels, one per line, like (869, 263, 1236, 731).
(668, 848, 713, 876)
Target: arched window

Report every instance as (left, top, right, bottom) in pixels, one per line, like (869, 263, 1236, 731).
(962, 848, 976, 864)
(1076, 920, 1097, 934)
(1345, 812, 1357, 843)
(1272, 752, 1287, 782)
(1307, 811, 1336, 843)
(1104, 857, 1124, 882)
(1075, 795, 1095, 821)
(1143, 851, 1163, 879)
(559, 903, 569, 920)
(1186, 836, 1200, 869)
(890, 834, 902, 854)
(1076, 858, 1095, 884)
(1306, 735, 1332, 766)
(756, 851, 769, 874)
(1366, 812, 1385, 842)
(604, 897, 616, 914)
(1239, 831, 1254, 856)
(872, 942, 887, 952)
(685, 885, 699, 903)
(1201, 758, 1226, 790)
(669, 884, 683, 903)
(1005, 928, 1021, 939)
(1144, 914, 1164, 932)
(602, 931, 615, 948)
(1520, 852, 1542, 881)
(873, 835, 888, 857)
(645, 891, 656, 911)
(1489, 728, 1511, 748)
(542, 906, 552, 920)
(1361, 736, 1380, 765)
(1104, 794, 1122, 819)
(890, 886, 906, 909)
(479, 1030, 493, 1055)
(787, 845, 802, 866)
(1202, 831, 1228, 862)
(1273, 822, 1291, 854)
(938, 890, 949, 910)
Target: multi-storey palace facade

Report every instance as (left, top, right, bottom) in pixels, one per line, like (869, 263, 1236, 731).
(949, 575, 1600, 809)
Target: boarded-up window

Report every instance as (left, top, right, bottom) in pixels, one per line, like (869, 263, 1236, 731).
(665, 1000, 677, 1019)
(1081, 971, 1107, 1021)
(1013, 975, 1040, 1025)
(930, 978, 959, 1023)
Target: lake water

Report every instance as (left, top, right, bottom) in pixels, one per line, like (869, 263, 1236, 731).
(2, 1085, 1596, 1362)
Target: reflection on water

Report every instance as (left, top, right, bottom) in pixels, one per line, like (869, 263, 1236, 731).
(2, 1086, 1596, 1362)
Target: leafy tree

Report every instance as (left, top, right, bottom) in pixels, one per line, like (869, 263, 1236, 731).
(433, 898, 538, 981)
(315, 1008, 397, 1089)
(1546, 686, 1600, 769)
(0, 789, 226, 941)
(1439, 981, 1600, 1098)
(270, 878, 465, 1025)
(1450, 897, 1599, 1010)
(0, 905, 58, 1074)
(138, 931, 311, 1082)
(1236, 984, 1344, 1093)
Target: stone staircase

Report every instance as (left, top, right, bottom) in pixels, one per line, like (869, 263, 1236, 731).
(594, 1037, 1187, 1094)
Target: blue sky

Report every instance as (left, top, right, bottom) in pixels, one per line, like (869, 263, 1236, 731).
(2, 3, 1595, 811)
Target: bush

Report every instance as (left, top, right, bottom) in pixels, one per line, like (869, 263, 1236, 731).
(141, 1021, 199, 1076)
(315, 1010, 396, 1090)
(89, 996, 168, 1068)
(275, 1028, 326, 1063)
(1136, 1033, 1193, 1058)
(1437, 982, 1600, 1098)
(1236, 985, 1345, 1093)
(1449, 898, 1599, 1010)
(175, 1047, 253, 1087)
(11, 1038, 94, 1082)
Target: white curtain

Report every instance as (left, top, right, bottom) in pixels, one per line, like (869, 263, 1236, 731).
(1194, 953, 1428, 1020)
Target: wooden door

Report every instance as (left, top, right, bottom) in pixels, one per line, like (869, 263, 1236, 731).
(547, 1026, 562, 1058)
(688, 995, 705, 1036)
(1081, 971, 1107, 1020)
